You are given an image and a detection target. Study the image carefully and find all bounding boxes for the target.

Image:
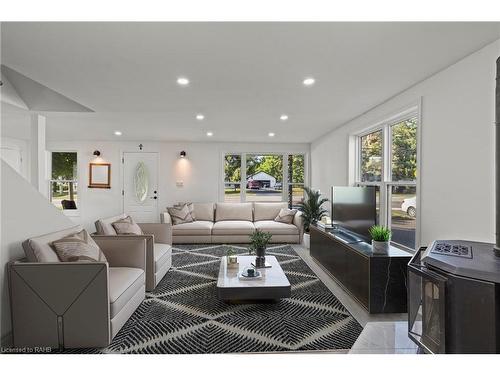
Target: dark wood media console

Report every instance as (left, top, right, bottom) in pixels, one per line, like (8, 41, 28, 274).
(310, 225, 412, 313)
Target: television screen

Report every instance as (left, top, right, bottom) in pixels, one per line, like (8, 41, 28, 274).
(331, 186, 376, 241)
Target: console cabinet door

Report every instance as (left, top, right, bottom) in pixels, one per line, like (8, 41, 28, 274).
(345, 249, 369, 309)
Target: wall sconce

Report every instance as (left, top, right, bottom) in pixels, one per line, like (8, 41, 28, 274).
(180, 151, 186, 158)
(93, 150, 101, 157)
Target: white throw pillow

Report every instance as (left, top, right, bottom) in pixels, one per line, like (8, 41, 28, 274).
(274, 208, 297, 224)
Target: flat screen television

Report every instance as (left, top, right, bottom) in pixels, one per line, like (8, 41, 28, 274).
(331, 186, 376, 242)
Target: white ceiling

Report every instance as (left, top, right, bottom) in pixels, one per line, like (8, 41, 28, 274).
(1, 22, 500, 143)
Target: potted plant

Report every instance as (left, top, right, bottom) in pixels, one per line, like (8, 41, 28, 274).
(249, 229, 273, 268)
(226, 246, 238, 267)
(369, 225, 392, 254)
(297, 187, 329, 249)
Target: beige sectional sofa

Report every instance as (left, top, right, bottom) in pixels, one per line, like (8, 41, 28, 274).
(10, 225, 146, 349)
(161, 202, 303, 244)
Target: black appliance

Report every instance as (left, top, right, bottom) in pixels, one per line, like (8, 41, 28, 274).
(408, 241, 500, 353)
(331, 186, 376, 242)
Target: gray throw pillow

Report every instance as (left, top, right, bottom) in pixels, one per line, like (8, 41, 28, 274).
(274, 208, 297, 224)
(168, 204, 194, 225)
(174, 202, 196, 221)
(112, 216, 143, 235)
(52, 229, 107, 262)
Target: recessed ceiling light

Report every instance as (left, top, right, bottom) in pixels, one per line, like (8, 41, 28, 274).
(177, 77, 189, 86)
(114, 131, 122, 136)
(280, 114, 289, 121)
(268, 132, 275, 137)
(196, 114, 205, 121)
(206, 131, 213, 137)
(303, 77, 315, 86)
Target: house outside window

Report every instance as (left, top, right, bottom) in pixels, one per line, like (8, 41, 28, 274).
(223, 152, 307, 208)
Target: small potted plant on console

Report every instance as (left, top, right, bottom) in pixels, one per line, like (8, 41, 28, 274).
(369, 225, 392, 254)
(297, 187, 329, 249)
(249, 229, 272, 268)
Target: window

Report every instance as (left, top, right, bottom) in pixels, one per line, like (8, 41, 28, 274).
(288, 154, 305, 208)
(50, 152, 78, 210)
(360, 130, 383, 182)
(224, 154, 241, 203)
(222, 152, 306, 207)
(356, 113, 418, 250)
(246, 154, 283, 202)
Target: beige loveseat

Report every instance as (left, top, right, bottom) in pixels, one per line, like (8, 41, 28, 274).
(161, 202, 303, 244)
(9, 225, 146, 349)
(94, 214, 172, 292)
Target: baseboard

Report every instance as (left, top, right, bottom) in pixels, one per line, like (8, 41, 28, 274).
(1, 331, 13, 349)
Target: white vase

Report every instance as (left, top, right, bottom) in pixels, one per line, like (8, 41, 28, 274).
(303, 233, 310, 249)
(372, 240, 389, 254)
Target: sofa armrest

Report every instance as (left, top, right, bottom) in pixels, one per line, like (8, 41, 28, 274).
(160, 211, 172, 224)
(293, 211, 304, 242)
(9, 260, 110, 349)
(92, 235, 147, 271)
(138, 223, 172, 245)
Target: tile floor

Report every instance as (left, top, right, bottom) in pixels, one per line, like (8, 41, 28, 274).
(291, 244, 419, 354)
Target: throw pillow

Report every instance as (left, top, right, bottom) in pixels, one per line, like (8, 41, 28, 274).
(168, 204, 194, 225)
(174, 202, 196, 221)
(52, 229, 107, 262)
(112, 216, 143, 235)
(274, 208, 297, 224)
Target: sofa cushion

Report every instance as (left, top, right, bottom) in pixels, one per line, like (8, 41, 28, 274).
(52, 229, 108, 262)
(154, 243, 172, 272)
(112, 216, 143, 235)
(212, 221, 255, 235)
(193, 203, 215, 222)
(167, 204, 194, 225)
(254, 220, 299, 235)
(253, 202, 288, 221)
(95, 213, 128, 235)
(22, 225, 85, 262)
(274, 208, 298, 224)
(172, 220, 214, 236)
(215, 203, 253, 222)
(109, 267, 145, 318)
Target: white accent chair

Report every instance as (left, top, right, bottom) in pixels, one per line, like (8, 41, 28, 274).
(94, 214, 172, 291)
(9, 225, 146, 349)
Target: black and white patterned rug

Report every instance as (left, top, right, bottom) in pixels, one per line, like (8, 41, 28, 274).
(73, 244, 363, 354)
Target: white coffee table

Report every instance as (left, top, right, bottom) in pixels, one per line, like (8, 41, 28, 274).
(217, 255, 291, 300)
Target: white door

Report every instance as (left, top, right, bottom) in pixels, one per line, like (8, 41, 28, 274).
(122, 152, 159, 223)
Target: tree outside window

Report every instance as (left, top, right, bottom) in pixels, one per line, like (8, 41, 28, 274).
(50, 152, 78, 210)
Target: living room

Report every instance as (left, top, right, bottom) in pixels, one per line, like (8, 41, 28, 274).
(2, 1, 500, 372)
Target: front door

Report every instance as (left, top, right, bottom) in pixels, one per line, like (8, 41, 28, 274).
(122, 152, 159, 222)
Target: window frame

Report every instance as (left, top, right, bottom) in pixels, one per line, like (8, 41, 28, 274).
(353, 104, 421, 251)
(48, 150, 80, 216)
(220, 151, 309, 207)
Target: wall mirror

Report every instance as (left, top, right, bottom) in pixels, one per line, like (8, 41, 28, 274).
(89, 163, 111, 188)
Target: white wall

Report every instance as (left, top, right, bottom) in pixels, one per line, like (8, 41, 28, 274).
(311, 39, 500, 247)
(1, 161, 74, 342)
(0, 137, 30, 180)
(0, 107, 32, 184)
(46, 140, 309, 232)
